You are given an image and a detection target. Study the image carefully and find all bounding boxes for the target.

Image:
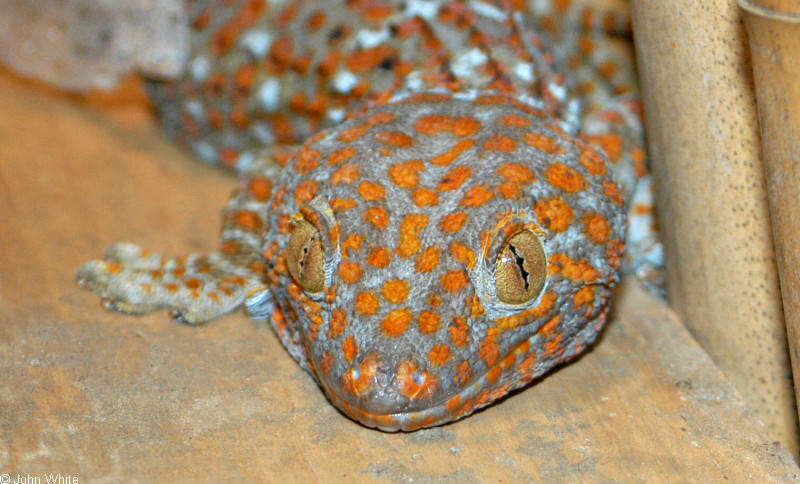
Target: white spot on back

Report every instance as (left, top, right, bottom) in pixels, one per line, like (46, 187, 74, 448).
(468, 1, 508, 22)
(257, 78, 281, 111)
(451, 48, 488, 78)
(189, 56, 210, 82)
(405, 0, 440, 20)
(356, 29, 390, 49)
(327, 108, 346, 123)
(513, 62, 534, 82)
(332, 70, 358, 93)
(184, 100, 204, 119)
(240, 30, 273, 57)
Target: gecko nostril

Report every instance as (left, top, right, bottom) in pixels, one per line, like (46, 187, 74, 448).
(332, 355, 441, 415)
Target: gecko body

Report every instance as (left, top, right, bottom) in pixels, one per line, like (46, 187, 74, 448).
(78, 0, 657, 431)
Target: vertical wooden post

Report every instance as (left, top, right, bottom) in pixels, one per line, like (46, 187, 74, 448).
(740, 0, 800, 451)
(629, 0, 798, 453)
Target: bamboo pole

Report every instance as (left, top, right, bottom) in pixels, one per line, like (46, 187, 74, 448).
(629, 0, 798, 454)
(740, 0, 800, 450)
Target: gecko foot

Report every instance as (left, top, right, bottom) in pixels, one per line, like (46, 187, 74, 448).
(76, 242, 264, 324)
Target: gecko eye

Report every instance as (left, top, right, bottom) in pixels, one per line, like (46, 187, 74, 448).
(495, 230, 546, 305)
(287, 218, 325, 293)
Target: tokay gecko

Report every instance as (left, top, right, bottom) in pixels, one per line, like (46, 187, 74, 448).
(77, 0, 663, 431)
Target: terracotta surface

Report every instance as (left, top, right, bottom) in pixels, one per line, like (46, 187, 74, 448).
(1, 70, 799, 481)
(741, 0, 800, 446)
(630, 0, 797, 454)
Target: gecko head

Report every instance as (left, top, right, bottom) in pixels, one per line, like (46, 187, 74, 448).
(259, 92, 626, 431)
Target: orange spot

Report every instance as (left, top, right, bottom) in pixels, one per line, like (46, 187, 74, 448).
(539, 314, 560, 334)
(606, 239, 625, 270)
(366, 246, 391, 268)
(306, 10, 326, 30)
(544, 332, 563, 359)
(233, 210, 261, 230)
(437, 165, 472, 191)
(498, 163, 534, 184)
(358, 181, 386, 201)
(450, 241, 476, 269)
(582, 213, 611, 244)
(341, 233, 363, 257)
(355, 291, 380, 315)
(338, 124, 368, 142)
(362, 206, 390, 229)
(338, 261, 362, 284)
(328, 308, 347, 338)
(428, 344, 452, 366)
(483, 135, 516, 152)
(427, 293, 441, 308)
(412, 188, 439, 207)
(597, 60, 619, 79)
(381, 308, 413, 337)
(501, 352, 517, 371)
(431, 139, 475, 166)
(534, 197, 574, 233)
(327, 146, 357, 165)
(415, 114, 481, 137)
(633, 148, 647, 177)
(441, 270, 468, 293)
(185, 278, 201, 290)
(345, 45, 397, 73)
(467, 294, 485, 318)
(331, 197, 358, 211)
(544, 163, 586, 193)
(218, 147, 238, 166)
(415, 246, 440, 273)
(549, 254, 600, 283)
(382, 279, 410, 304)
(341, 353, 379, 396)
(375, 131, 414, 147)
(579, 146, 607, 175)
(495, 292, 558, 331)
(295, 146, 321, 174)
(499, 113, 532, 129)
(586, 134, 621, 163)
(343, 336, 358, 363)
(320, 353, 334, 376)
(418, 311, 441, 334)
(454, 360, 471, 385)
(460, 185, 494, 207)
(248, 178, 272, 201)
(479, 335, 499, 366)
(388, 160, 424, 189)
(524, 131, 562, 154)
(396, 213, 429, 257)
(573, 286, 596, 308)
(395, 360, 437, 400)
(497, 163, 534, 200)
(294, 180, 318, 204)
(439, 212, 468, 233)
(330, 164, 360, 185)
(446, 395, 462, 413)
(364, 112, 396, 126)
(603, 179, 624, 205)
(485, 366, 501, 383)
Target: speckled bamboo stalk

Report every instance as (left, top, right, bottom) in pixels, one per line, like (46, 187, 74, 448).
(629, 0, 797, 454)
(740, 0, 800, 451)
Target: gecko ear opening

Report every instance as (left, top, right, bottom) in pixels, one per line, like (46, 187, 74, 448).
(287, 218, 325, 294)
(494, 230, 547, 305)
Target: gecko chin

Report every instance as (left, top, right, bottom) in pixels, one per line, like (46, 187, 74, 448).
(259, 95, 626, 430)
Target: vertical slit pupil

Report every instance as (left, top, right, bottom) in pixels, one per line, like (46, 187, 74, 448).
(509, 244, 530, 291)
